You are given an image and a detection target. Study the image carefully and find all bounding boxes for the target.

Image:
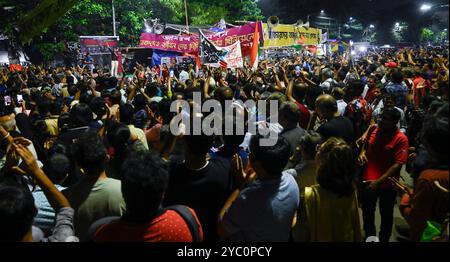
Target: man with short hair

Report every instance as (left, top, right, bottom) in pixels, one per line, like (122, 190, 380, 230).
(314, 94, 355, 145)
(164, 131, 233, 242)
(119, 103, 149, 150)
(320, 68, 337, 93)
(331, 87, 347, 116)
(179, 66, 190, 83)
(32, 153, 70, 232)
(279, 101, 306, 156)
(286, 81, 311, 129)
(362, 75, 379, 103)
(372, 94, 407, 133)
(218, 135, 299, 242)
(385, 70, 408, 109)
(83, 53, 95, 73)
(358, 107, 409, 242)
(93, 151, 203, 242)
(62, 131, 126, 240)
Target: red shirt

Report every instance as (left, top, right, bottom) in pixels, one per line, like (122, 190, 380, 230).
(294, 101, 311, 130)
(363, 128, 409, 186)
(401, 169, 449, 241)
(93, 209, 203, 242)
(412, 77, 430, 107)
(364, 87, 378, 104)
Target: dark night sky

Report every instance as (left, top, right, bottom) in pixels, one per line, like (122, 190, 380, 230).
(257, 0, 449, 43)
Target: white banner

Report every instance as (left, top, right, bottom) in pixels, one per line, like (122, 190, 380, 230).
(222, 40, 244, 69)
(208, 40, 244, 69)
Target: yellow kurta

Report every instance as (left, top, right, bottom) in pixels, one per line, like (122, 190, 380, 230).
(293, 185, 363, 242)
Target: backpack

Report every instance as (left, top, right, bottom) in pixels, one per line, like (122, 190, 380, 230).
(86, 205, 201, 242)
(166, 205, 202, 242)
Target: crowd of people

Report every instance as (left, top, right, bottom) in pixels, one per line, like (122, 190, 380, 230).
(0, 45, 448, 242)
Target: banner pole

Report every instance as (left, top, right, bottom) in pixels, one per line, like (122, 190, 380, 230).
(112, 0, 117, 36)
(184, 0, 189, 34)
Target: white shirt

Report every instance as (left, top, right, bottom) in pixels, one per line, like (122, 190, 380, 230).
(361, 84, 370, 99)
(179, 70, 189, 83)
(336, 99, 348, 116)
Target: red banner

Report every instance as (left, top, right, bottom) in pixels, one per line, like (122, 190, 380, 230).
(139, 22, 263, 53)
(140, 34, 198, 53)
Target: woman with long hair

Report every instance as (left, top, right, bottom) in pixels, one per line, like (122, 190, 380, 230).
(292, 137, 362, 242)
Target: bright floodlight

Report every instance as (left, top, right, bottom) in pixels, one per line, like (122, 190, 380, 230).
(395, 22, 400, 27)
(320, 10, 325, 14)
(359, 46, 367, 52)
(420, 4, 432, 11)
(350, 40, 354, 46)
(370, 24, 375, 29)
(351, 50, 356, 55)
(350, 17, 353, 21)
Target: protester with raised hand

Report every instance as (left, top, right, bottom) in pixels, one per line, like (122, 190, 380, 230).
(0, 135, 77, 242)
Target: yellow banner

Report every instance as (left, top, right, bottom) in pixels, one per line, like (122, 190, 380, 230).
(262, 23, 322, 48)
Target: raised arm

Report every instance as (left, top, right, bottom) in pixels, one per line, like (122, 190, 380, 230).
(286, 79, 297, 103)
(407, 49, 416, 66)
(13, 143, 70, 210)
(273, 67, 284, 91)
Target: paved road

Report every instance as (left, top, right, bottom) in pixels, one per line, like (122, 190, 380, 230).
(358, 166, 413, 242)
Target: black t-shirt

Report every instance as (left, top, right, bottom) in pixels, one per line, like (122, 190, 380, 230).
(54, 127, 91, 187)
(109, 48, 118, 61)
(317, 116, 355, 145)
(164, 157, 233, 242)
(281, 126, 306, 156)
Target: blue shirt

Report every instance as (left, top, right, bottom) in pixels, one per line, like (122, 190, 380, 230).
(32, 185, 66, 232)
(385, 82, 408, 109)
(222, 172, 300, 242)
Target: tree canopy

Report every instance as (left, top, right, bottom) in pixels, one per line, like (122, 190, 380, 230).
(2, 0, 263, 46)
(0, 0, 263, 63)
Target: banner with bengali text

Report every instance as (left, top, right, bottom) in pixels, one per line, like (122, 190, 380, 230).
(206, 40, 244, 69)
(139, 21, 263, 53)
(221, 40, 244, 69)
(262, 23, 322, 48)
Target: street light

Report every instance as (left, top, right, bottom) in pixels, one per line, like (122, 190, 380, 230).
(395, 22, 400, 27)
(420, 3, 432, 12)
(370, 24, 375, 29)
(307, 10, 327, 24)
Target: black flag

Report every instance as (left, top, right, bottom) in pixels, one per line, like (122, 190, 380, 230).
(199, 30, 227, 65)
